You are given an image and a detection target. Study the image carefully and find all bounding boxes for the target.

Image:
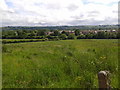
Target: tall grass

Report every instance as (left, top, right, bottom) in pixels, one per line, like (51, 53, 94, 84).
(2, 39, 118, 88)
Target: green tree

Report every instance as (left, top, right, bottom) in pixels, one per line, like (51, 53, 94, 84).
(54, 30, 60, 36)
(96, 32, 106, 39)
(29, 31, 36, 36)
(16, 30, 27, 39)
(77, 34, 86, 39)
(75, 30, 80, 36)
(86, 33, 93, 39)
(109, 33, 117, 39)
(61, 31, 69, 36)
(59, 34, 67, 40)
(37, 30, 46, 36)
(68, 34, 75, 39)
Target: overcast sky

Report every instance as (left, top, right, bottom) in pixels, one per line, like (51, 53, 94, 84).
(0, 0, 118, 26)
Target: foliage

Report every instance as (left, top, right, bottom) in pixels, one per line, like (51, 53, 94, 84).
(2, 29, 119, 40)
(59, 34, 67, 40)
(77, 34, 86, 39)
(61, 31, 69, 36)
(75, 30, 80, 36)
(53, 30, 60, 36)
(68, 34, 75, 39)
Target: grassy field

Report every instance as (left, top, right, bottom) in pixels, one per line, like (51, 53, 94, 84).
(2, 39, 118, 88)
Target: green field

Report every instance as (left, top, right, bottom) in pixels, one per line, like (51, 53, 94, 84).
(2, 39, 118, 88)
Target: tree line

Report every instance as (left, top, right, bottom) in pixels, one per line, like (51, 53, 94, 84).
(2, 29, 119, 40)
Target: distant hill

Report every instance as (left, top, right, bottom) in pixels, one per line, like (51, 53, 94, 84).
(2, 25, 118, 31)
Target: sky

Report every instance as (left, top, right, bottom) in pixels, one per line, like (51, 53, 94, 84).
(0, 0, 119, 26)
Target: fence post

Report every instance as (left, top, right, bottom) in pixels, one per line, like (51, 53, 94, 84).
(98, 71, 111, 90)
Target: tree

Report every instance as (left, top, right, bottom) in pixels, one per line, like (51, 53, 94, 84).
(117, 32, 120, 39)
(59, 34, 67, 40)
(53, 30, 60, 36)
(68, 34, 75, 39)
(75, 30, 80, 36)
(86, 33, 93, 39)
(29, 31, 36, 36)
(96, 32, 106, 39)
(16, 30, 28, 39)
(61, 31, 69, 36)
(109, 33, 117, 39)
(18, 32, 28, 39)
(37, 30, 46, 36)
(77, 34, 86, 39)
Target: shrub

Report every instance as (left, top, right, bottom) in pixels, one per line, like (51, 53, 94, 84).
(68, 34, 75, 39)
(77, 35, 86, 39)
(59, 34, 67, 40)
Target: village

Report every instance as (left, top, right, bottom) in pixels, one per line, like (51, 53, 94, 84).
(46, 29, 118, 35)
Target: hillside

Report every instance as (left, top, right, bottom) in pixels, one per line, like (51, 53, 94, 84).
(2, 25, 118, 31)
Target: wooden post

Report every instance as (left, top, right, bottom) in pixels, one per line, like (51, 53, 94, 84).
(98, 71, 111, 90)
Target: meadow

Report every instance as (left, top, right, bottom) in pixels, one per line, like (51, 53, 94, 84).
(2, 39, 118, 88)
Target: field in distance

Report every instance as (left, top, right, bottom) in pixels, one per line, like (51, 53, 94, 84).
(2, 39, 118, 88)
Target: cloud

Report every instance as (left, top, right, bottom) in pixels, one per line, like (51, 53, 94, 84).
(0, 0, 118, 26)
(67, 4, 79, 11)
(84, 0, 119, 5)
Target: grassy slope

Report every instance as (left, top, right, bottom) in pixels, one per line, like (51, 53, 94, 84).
(2, 39, 118, 88)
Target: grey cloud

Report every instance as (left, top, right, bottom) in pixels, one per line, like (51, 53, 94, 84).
(67, 4, 79, 11)
(71, 14, 84, 19)
(35, 3, 61, 10)
(87, 11, 100, 17)
(46, 4, 61, 9)
(113, 10, 118, 13)
(2, 18, 117, 26)
(67, 17, 117, 25)
(67, 19, 97, 25)
(87, 11, 99, 14)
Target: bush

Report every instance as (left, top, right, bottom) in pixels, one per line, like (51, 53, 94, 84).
(59, 34, 67, 40)
(68, 34, 75, 39)
(77, 35, 86, 39)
